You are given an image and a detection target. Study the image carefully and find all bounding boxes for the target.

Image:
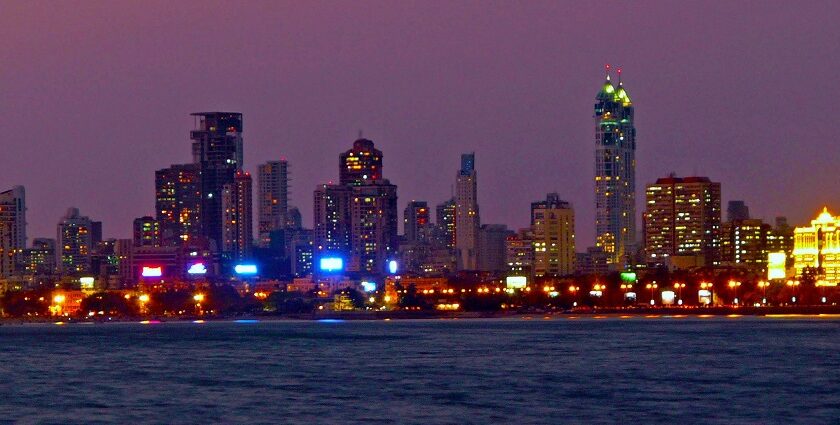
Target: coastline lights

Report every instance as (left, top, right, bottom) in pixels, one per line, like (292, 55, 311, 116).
(187, 262, 208, 275)
(319, 257, 344, 272)
(234, 264, 258, 275)
(141, 266, 163, 278)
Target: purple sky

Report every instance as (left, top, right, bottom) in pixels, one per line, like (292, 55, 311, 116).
(2, 1, 840, 246)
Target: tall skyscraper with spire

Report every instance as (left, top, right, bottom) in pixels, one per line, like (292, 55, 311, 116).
(594, 66, 636, 268)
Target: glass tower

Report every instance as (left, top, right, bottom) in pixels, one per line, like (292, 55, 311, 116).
(594, 66, 636, 268)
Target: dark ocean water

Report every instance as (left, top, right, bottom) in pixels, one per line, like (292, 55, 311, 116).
(1, 316, 839, 424)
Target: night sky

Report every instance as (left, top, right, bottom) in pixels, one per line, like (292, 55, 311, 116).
(2, 0, 839, 246)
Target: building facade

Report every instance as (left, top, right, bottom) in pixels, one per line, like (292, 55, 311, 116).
(455, 153, 480, 270)
(793, 208, 840, 284)
(0, 186, 26, 277)
(222, 170, 253, 261)
(531, 193, 576, 276)
(349, 180, 398, 275)
(257, 160, 289, 246)
(594, 67, 636, 268)
(404, 201, 430, 243)
(133, 216, 161, 247)
(339, 138, 382, 186)
(57, 208, 95, 275)
(155, 163, 202, 246)
(644, 175, 721, 267)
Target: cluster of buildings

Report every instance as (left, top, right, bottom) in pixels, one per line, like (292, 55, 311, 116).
(0, 68, 838, 302)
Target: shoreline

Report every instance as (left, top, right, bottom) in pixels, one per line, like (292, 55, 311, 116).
(3, 305, 840, 325)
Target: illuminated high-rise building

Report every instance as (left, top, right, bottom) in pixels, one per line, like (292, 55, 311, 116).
(340, 138, 382, 186)
(793, 208, 840, 284)
(0, 186, 26, 277)
(644, 175, 721, 266)
(313, 184, 352, 263)
(222, 170, 253, 261)
(455, 153, 480, 270)
(531, 193, 576, 276)
(132, 216, 161, 247)
(190, 112, 243, 250)
(594, 66, 636, 268)
(257, 160, 289, 246)
(721, 219, 770, 270)
(404, 201, 430, 243)
(23, 238, 56, 276)
(57, 207, 95, 275)
(155, 163, 202, 246)
(350, 180, 398, 274)
(436, 198, 456, 250)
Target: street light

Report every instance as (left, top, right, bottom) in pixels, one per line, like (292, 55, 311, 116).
(728, 280, 742, 305)
(645, 283, 658, 306)
(757, 281, 770, 305)
(673, 282, 686, 305)
(193, 293, 205, 315)
(568, 285, 580, 307)
(786, 280, 800, 304)
(138, 293, 150, 314)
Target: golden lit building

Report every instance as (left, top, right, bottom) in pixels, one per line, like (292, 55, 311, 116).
(793, 207, 840, 283)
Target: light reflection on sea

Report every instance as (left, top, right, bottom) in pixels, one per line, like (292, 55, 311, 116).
(1, 317, 838, 424)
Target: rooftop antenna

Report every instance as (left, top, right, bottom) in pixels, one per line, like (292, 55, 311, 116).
(617, 67, 622, 86)
(358, 129, 363, 139)
(605, 64, 611, 82)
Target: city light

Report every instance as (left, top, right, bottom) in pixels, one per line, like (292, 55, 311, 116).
(141, 266, 162, 277)
(361, 281, 376, 292)
(767, 252, 786, 280)
(187, 263, 208, 275)
(319, 257, 344, 272)
(80, 276, 95, 289)
(234, 264, 258, 275)
(388, 260, 398, 274)
(506, 276, 527, 289)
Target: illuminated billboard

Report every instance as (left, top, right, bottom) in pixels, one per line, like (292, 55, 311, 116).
(187, 263, 207, 275)
(234, 264, 258, 275)
(698, 289, 712, 305)
(141, 266, 163, 278)
(505, 276, 527, 289)
(620, 272, 637, 283)
(767, 252, 786, 280)
(80, 277, 95, 289)
(361, 281, 376, 292)
(388, 260, 398, 274)
(661, 290, 676, 305)
(319, 257, 344, 272)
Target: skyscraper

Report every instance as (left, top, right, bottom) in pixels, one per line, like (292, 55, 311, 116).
(594, 66, 636, 268)
(23, 238, 55, 276)
(727, 200, 750, 222)
(222, 170, 253, 261)
(644, 175, 721, 266)
(477, 224, 512, 273)
(436, 198, 456, 250)
(350, 180, 398, 274)
(339, 138, 382, 186)
(190, 112, 243, 250)
(0, 186, 26, 277)
(404, 201, 430, 243)
(531, 193, 576, 276)
(455, 153, 479, 270)
(155, 163, 202, 246)
(313, 184, 352, 261)
(257, 160, 289, 246)
(57, 207, 95, 274)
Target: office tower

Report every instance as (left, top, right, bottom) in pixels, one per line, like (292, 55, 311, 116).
(727, 200, 750, 222)
(721, 219, 770, 270)
(436, 198, 456, 250)
(767, 216, 794, 265)
(455, 153, 480, 270)
(222, 170, 253, 261)
(190, 112, 243, 250)
(91, 239, 119, 281)
(339, 138, 382, 186)
(155, 163, 202, 246)
(257, 160, 289, 245)
(0, 186, 26, 277)
(530, 193, 576, 276)
(794, 208, 840, 283)
(404, 201, 430, 243)
(594, 66, 636, 268)
(644, 175, 721, 266)
(133, 216, 161, 247)
(350, 180, 398, 274)
(506, 229, 534, 273)
(478, 224, 512, 273)
(57, 208, 95, 274)
(313, 184, 352, 261)
(290, 229, 314, 277)
(23, 238, 55, 276)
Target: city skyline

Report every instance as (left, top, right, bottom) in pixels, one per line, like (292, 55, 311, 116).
(3, 1, 840, 245)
